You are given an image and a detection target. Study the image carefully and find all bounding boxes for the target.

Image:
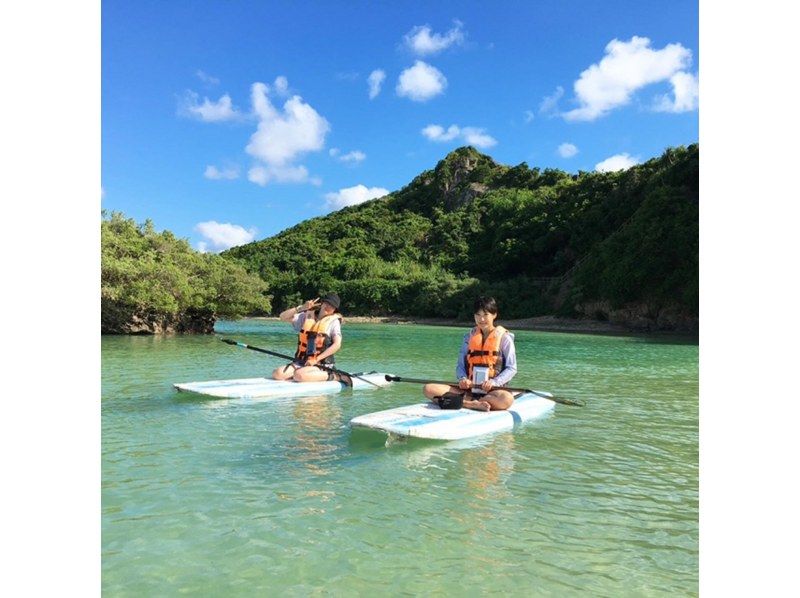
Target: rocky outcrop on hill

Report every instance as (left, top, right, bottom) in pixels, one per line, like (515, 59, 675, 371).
(101, 300, 215, 334)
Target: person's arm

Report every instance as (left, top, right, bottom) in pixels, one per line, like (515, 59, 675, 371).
(279, 297, 320, 322)
(491, 333, 517, 387)
(308, 336, 341, 365)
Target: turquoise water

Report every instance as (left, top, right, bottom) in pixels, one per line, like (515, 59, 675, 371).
(102, 320, 698, 596)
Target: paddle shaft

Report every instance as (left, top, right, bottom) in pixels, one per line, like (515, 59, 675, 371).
(384, 375, 585, 407)
(220, 339, 383, 388)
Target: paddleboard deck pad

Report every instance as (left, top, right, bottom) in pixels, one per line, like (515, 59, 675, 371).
(174, 372, 391, 399)
(350, 392, 555, 440)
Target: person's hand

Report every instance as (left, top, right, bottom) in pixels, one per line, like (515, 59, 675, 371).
(481, 379, 495, 392)
(301, 297, 320, 311)
(305, 355, 319, 366)
(458, 377, 472, 390)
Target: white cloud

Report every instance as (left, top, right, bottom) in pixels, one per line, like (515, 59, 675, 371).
(273, 76, 289, 96)
(196, 70, 220, 85)
(422, 123, 497, 148)
(595, 153, 640, 172)
(180, 91, 241, 122)
(653, 71, 699, 112)
(396, 61, 447, 102)
(422, 124, 460, 142)
(539, 86, 564, 116)
(324, 185, 390, 211)
(245, 80, 330, 185)
(557, 143, 578, 158)
(368, 69, 386, 99)
(461, 127, 497, 148)
(523, 110, 535, 124)
(204, 165, 240, 180)
(328, 148, 368, 165)
(403, 21, 465, 55)
(563, 36, 693, 122)
(248, 164, 311, 186)
(340, 150, 366, 164)
(195, 221, 256, 251)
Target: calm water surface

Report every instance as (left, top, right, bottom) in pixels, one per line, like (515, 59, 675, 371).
(102, 320, 698, 596)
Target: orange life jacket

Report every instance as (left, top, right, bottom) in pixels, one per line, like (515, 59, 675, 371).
(295, 313, 342, 363)
(465, 325, 508, 379)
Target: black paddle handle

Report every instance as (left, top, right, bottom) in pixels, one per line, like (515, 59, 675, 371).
(220, 338, 383, 389)
(384, 375, 585, 407)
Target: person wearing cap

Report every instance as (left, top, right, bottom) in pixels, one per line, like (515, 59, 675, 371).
(273, 293, 344, 382)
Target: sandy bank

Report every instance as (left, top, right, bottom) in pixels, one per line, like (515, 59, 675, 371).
(249, 315, 645, 335)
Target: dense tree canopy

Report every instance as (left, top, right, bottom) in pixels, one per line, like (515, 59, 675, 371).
(101, 212, 270, 333)
(225, 144, 698, 323)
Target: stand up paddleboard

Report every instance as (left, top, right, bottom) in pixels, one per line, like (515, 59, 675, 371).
(174, 372, 391, 399)
(350, 392, 555, 440)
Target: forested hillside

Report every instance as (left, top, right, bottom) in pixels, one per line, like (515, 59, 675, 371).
(226, 144, 698, 330)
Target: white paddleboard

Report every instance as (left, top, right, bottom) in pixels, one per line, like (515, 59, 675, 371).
(350, 392, 555, 440)
(174, 372, 391, 399)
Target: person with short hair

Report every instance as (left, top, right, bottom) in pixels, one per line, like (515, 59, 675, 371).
(423, 296, 518, 411)
(273, 293, 344, 382)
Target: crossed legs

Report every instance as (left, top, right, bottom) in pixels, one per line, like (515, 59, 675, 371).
(422, 383, 515, 412)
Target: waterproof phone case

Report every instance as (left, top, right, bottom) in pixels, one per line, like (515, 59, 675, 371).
(471, 366, 489, 395)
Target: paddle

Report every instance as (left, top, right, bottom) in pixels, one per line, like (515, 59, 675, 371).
(219, 338, 384, 389)
(384, 375, 586, 407)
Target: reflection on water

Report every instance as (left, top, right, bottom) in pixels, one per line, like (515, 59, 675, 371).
(288, 395, 343, 476)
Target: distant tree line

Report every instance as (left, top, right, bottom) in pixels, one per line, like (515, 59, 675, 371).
(101, 211, 270, 333)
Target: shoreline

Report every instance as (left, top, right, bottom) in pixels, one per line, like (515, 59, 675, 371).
(248, 315, 696, 336)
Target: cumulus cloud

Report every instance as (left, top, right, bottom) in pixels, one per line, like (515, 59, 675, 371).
(422, 124, 460, 142)
(595, 153, 640, 172)
(180, 91, 241, 122)
(324, 185, 390, 211)
(245, 80, 330, 185)
(204, 165, 240, 180)
(195, 221, 256, 251)
(403, 21, 465, 55)
(539, 86, 564, 117)
(396, 61, 447, 102)
(653, 71, 699, 112)
(523, 110, 535, 124)
(368, 69, 386, 99)
(422, 124, 497, 149)
(558, 143, 578, 158)
(563, 36, 693, 122)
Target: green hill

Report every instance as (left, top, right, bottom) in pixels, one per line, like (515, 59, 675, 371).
(225, 144, 698, 331)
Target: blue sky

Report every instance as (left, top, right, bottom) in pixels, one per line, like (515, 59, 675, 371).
(102, 0, 698, 252)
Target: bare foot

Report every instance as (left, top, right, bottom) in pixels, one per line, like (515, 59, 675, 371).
(464, 399, 491, 412)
